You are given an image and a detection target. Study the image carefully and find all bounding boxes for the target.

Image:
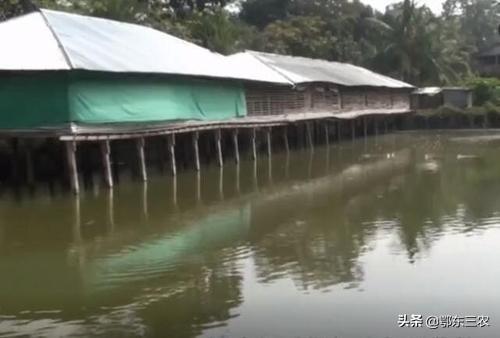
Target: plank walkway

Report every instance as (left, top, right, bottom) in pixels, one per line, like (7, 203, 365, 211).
(57, 108, 411, 141)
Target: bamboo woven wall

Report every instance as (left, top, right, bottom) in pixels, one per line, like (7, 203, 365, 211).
(367, 90, 393, 109)
(391, 91, 411, 109)
(246, 85, 306, 116)
(310, 85, 340, 113)
(245, 84, 411, 117)
(340, 89, 367, 111)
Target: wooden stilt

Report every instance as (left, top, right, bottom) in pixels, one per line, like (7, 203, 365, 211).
(168, 134, 176, 176)
(308, 149, 314, 179)
(306, 122, 314, 150)
(215, 129, 223, 167)
(107, 189, 115, 231)
(10, 139, 19, 183)
(136, 138, 147, 182)
(72, 195, 81, 242)
(218, 167, 224, 200)
(193, 131, 200, 171)
(65, 141, 80, 195)
(235, 163, 241, 194)
(266, 128, 272, 157)
(268, 153, 273, 184)
(100, 140, 113, 188)
(351, 119, 356, 141)
(253, 161, 258, 191)
(142, 182, 148, 219)
(375, 118, 379, 137)
(337, 120, 342, 142)
(196, 171, 201, 203)
(285, 152, 290, 179)
(363, 117, 368, 139)
(283, 127, 289, 153)
(172, 175, 178, 208)
(324, 123, 330, 146)
(25, 145, 35, 186)
(384, 119, 388, 134)
(251, 128, 257, 161)
(232, 130, 240, 164)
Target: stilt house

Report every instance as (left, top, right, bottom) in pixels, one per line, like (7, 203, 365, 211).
(228, 51, 414, 119)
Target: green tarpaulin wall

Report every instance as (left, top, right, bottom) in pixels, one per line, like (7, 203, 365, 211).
(0, 72, 247, 129)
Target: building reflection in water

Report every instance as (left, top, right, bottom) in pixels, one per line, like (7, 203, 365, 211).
(1, 133, 500, 337)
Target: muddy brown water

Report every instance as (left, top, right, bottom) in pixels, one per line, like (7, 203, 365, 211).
(0, 131, 499, 338)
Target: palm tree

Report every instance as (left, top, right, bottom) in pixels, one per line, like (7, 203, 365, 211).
(372, 0, 470, 85)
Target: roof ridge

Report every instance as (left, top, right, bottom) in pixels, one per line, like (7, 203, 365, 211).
(39, 9, 74, 68)
(244, 50, 413, 88)
(246, 50, 295, 87)
(245, 51, 294, 86)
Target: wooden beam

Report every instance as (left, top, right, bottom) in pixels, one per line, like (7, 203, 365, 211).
(215, 129, 223, 167)
(251, 128, 257, 161)
(193, 131, 200, 171)
(232, 129, 240, 164)
(136, 137, 147, 182)
(100, 140, 113, 188)
(168, 134, 176, 176)
(65, 141, 80, 195)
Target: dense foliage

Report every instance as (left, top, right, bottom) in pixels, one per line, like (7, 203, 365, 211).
(1, 0, 500, 86)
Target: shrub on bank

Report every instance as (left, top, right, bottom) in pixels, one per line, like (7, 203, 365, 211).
(411, 103, 500, 129)
(463, 77, 500, 106)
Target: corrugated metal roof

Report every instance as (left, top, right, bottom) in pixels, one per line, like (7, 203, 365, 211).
(0, 10, 288, 84)
(226, 52, 293, 85)
(0, 9, 414, 88)
(0, 11, 70, 70)
(230, 51, 414, 89)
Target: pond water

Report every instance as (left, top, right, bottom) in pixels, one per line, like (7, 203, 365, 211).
(0, 131, 499, 338)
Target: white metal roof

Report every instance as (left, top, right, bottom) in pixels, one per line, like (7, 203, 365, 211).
(0, 10, 414, 87)
(230, 51, 414, 89)
(226, 52, 293, 85)
(0, 10, 289, 84)
(0, 11, 69, 70)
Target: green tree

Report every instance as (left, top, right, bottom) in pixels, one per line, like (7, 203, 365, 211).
(261, 16, 336, 59)
(186, 9, 244, 54)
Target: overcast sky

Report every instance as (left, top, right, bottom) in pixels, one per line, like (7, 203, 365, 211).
(363, 0, 444, 14)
